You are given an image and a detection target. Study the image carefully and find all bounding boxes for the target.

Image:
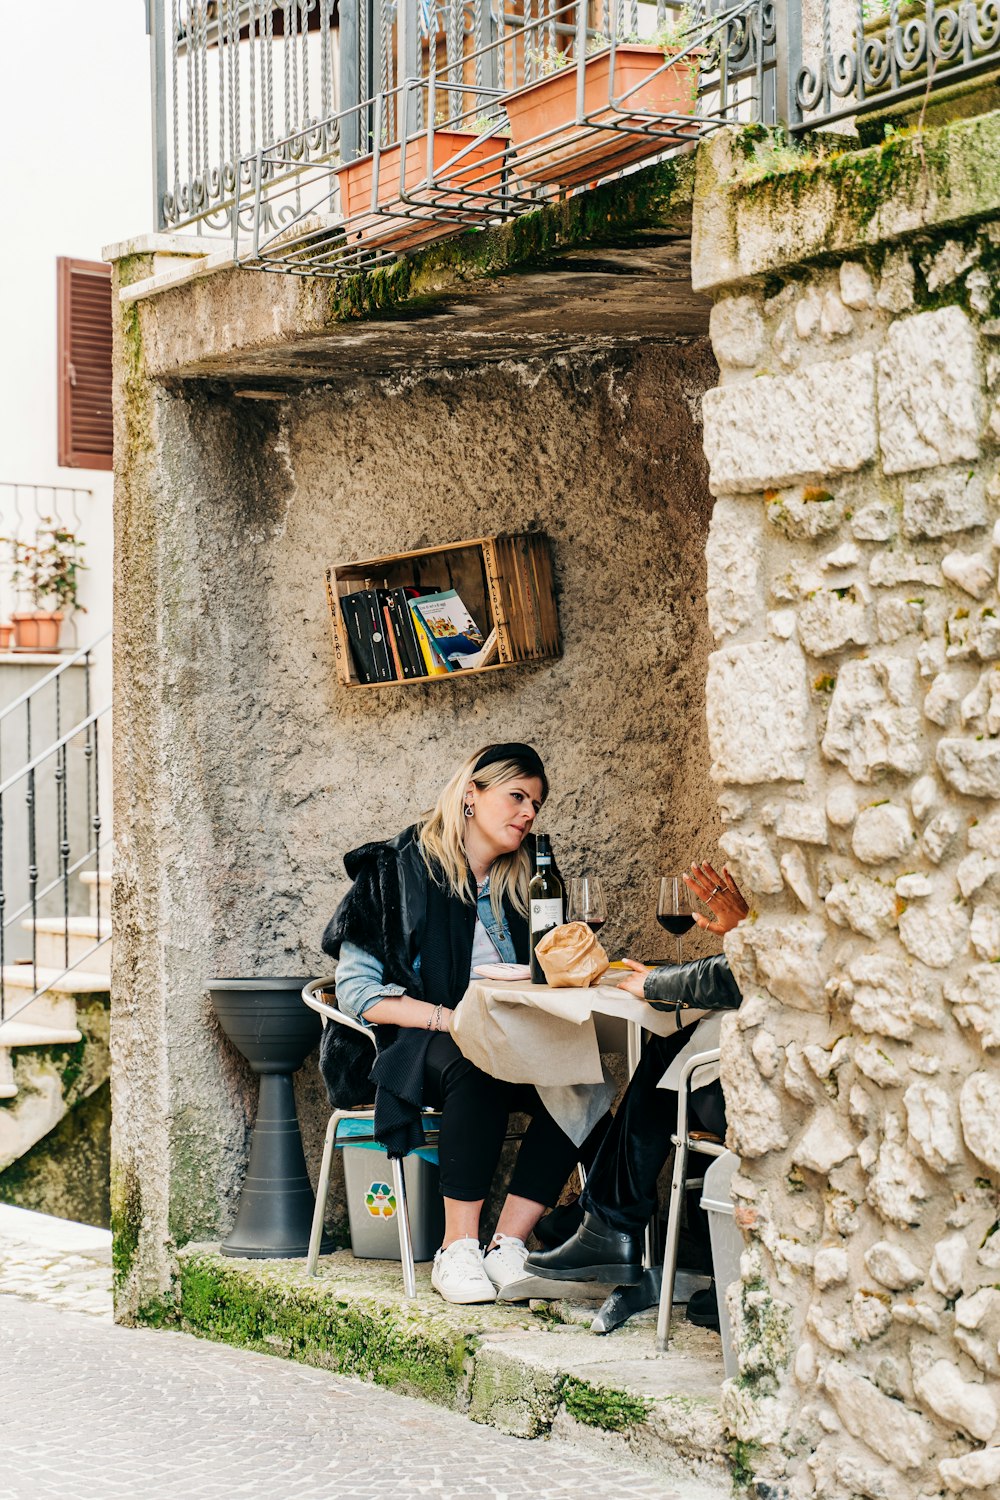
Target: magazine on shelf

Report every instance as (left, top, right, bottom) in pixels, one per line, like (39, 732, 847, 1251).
(408, 589, 487, 671)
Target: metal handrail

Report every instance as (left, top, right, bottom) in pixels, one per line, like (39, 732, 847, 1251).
(1, 837, 113, 937)
(0, 638, 110, 1024)
(0, 704, 110, 799)
(0, 631, 111, 729)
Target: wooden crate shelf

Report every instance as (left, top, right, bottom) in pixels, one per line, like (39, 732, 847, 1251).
(325, 532, 560, 688)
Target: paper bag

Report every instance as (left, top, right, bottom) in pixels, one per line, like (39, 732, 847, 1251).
(535, 921, 610, 988)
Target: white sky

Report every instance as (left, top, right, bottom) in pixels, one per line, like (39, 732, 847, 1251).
(0, 0, 151, 624)
(0, 1, 150, 487)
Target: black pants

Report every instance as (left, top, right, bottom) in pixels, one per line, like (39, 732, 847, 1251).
(423, 1032, 604, 1205)
(580, 1026, 727, 1236)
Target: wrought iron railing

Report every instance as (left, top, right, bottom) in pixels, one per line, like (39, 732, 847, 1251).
(233, 0, 775, 275)
(148, 0, 775, 246)
(146, 0, 1000, 265)
(0, 484, 91, 652)
(0, 635, 111, 1026)
(147, 0, 341, 232)
(777, 0, 1000, 133)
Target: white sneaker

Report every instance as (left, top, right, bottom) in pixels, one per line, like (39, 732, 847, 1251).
(483, 1234, 529, 1291)
(431, 1237, 497, 1305)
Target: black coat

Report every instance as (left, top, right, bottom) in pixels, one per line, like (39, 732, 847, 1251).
(319, 825, 529, 1157)
(644, 952, 741, 1020)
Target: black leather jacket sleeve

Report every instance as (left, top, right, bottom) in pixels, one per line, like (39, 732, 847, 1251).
(643, 952, 742, 1012)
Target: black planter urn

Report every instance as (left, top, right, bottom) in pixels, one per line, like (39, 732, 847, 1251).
(209, 976, 334, 1259)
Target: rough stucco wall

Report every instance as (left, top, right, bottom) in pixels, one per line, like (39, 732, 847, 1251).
(113, 336, 722, 1311)
(699, 217, 1000, 1497)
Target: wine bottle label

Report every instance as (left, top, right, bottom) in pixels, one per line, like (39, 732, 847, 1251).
(530, 898, 563, 931)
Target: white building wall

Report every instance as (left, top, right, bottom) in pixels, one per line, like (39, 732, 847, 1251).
(0, 0, 151, 651)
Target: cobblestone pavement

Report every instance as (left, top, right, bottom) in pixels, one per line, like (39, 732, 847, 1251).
(0, 1205, 112, 1318)
(2, 1298, 684, 1500)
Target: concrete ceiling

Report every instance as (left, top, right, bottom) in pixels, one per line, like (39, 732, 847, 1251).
(182, 224, 710, 392)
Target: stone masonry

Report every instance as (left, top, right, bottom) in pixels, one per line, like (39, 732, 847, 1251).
(696, 119, 1000, 1498)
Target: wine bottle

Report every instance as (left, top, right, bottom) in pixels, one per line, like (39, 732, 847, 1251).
(529, 834, 564, 984)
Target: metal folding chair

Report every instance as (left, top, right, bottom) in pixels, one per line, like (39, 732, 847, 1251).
(302, 976, 442, 1299)
(656, 1046, 726, 1352)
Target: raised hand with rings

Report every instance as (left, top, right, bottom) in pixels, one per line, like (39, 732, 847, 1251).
(683, 861, 749, 936)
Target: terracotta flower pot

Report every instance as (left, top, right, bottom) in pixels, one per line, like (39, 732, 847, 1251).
(336, 128, 509, 249)
(12, 611, 63, 652)
(0, 623, 14, 651)
(504, 43, 699, 189)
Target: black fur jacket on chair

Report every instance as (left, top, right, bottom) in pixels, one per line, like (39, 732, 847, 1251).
(319, 823, 530, 1157)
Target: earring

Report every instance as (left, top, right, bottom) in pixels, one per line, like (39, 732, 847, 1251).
(464, 802, 475, 819)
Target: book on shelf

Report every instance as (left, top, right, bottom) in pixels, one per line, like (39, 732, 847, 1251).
(409, 607, 449, 677)
(381, 602, 406, 680)
(338, 583, 494, 683)
(408, 589, 489, 672)
(381, 586, 436, 680)
(340, 589, 395, 683)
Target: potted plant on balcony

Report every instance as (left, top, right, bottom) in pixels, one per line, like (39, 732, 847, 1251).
(503, 17, 701, 189)
(3, 522, 86, 652)
(335, 117, 510, 250)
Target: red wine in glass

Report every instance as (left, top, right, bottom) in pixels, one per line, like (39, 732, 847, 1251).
(658, 876, 693, 963)
(568, 876, 607, 936)
(657, 912, 695, 937)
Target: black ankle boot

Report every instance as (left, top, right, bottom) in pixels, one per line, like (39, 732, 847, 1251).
(523, 1210, 642, 1284)
(534, 1199, 584, 1249)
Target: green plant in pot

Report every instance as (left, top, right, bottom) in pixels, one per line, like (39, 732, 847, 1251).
(2, 521, 86, 652)
(506, 8, 701, 189)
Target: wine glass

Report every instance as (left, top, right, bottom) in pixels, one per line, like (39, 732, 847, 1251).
(657, 875, 694, 964)
(567, 875, 608, 935)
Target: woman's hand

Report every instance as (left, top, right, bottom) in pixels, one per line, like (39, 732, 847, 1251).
(617, 958, 651, 1000)
(684, 862, 749, 936)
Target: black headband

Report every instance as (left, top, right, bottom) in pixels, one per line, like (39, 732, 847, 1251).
(472, 742, 549, 801)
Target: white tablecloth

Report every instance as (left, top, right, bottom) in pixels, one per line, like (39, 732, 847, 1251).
(451, 973, 702, 1145)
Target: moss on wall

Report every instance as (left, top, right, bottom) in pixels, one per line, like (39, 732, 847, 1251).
(177, 1251, 476, 1408)
(0, 1079, 110, 1226)
(560, 1376, 652, 1432)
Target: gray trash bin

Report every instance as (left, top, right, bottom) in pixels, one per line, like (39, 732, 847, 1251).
(341, 1128, 444, 1262)
(701, 1149, 742, 1381)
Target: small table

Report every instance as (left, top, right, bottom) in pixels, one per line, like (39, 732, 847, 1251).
(452, 968, 715, 1327)
(453, 969, 683, 1098)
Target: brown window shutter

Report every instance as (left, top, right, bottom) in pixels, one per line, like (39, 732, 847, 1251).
(57, 257, 113, 471)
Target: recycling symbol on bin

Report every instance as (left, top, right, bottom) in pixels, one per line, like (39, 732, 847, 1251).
(365, 1181, 397, 1219)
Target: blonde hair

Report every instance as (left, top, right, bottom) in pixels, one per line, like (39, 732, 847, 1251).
(417, 746, 542, 921)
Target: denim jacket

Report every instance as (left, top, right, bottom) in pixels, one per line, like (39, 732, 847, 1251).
(337, 878, 517, 1025)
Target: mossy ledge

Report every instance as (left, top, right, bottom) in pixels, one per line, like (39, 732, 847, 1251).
(693, 107, 1000, 290)
(560, 1375, 652, 1432)
(175, 1248, 480, 1409)
(162, 1247, 735, 1487)
(322, 152, 692, 325)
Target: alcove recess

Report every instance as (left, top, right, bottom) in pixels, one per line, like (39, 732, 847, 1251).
(325, 532, 560, 688)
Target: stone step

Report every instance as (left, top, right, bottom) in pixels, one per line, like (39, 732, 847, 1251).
(1, 962, 110, 998)
(20, 918, 111, 976)
(0, 1051, 15, 1100)
(79, 870, 111, 922)
(0, 1020, 83, 1048)
(174, 1246, 738, 1497)
(0, 987, 78, 1033)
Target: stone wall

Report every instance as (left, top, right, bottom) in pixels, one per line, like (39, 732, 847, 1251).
(111, 325, 722, 1315)
(696, 124, 1000, 1498)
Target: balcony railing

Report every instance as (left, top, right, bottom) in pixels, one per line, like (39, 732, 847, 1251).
(778, 0, 1000, 133)
(146, 0, 1000, 263)
(0, 484, 91, 654)
(0, 635, 111, 1026)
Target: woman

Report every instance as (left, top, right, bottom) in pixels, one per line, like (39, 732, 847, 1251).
(321, 742, 588, 1307)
